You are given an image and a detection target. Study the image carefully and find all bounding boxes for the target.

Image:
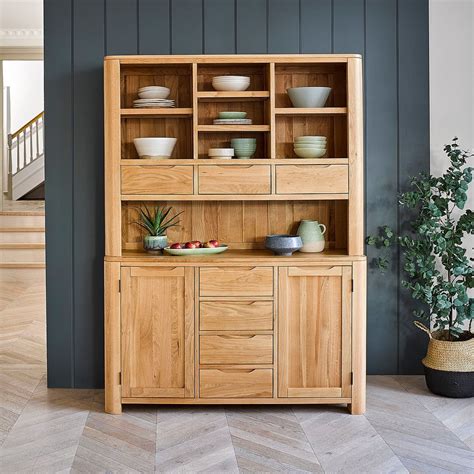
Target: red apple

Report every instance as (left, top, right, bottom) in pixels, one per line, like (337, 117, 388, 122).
(192, 240, 202, 248)
(185, 242, 196, 249)
(203, 241, 212, 248)
(208, 239, 219, 247)
(170, 242, 182, 249)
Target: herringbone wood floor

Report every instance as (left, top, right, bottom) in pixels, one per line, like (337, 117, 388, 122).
(0, 271, 473, 473)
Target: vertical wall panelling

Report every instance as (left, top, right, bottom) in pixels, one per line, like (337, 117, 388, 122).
(171, 0, 203, 54)
(235, 0, 267, 53)
(73, 0, 106, 388)
(397, 0, 430, 374)
(45, 0, 74, 388)
(268, 0, 300, 53)
(45, 0, 430, 386)
(138, 0, 171, 54)
(332, 0, 365, 54)
(365, 0, 398, 374)
(105, 0, 138, 55)
(300, 0, 332, 53)
(204, 0, 235, 54)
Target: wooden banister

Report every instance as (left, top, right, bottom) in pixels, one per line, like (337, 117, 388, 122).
(11, 111, 44, 139)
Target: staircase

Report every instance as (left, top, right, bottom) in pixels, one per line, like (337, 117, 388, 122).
(0, 212, 45, 273)
(6, 112, 44, 201)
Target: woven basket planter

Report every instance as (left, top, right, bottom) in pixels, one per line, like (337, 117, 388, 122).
(415, 322, 474, 398)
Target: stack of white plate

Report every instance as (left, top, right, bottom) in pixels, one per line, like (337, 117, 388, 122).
(133, 98, 175, 108)
(212, 75, 250, 91)
(134, 86, 175, 108)
(212, 118, 253, 125)
(208, 148, 234, 159)
(293, 136, 327, 158)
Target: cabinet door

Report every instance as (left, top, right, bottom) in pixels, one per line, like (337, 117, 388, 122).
(121, 266, 194, 398)
(278, 266, 351, 398)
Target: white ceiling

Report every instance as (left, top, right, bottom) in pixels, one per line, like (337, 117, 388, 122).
(0, 0, 43, 46)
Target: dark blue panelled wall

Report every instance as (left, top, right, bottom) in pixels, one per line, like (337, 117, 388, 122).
(45, 0, 429, 387)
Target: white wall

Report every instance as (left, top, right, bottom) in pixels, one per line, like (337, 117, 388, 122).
(3, 60, 43, 133)
(430, 0, 473, 259)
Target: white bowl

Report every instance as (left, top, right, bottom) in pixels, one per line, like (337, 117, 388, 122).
(137, 86, 170, 99)
(294, 144, 327, 149)
(295, 135, 327, 141)
(208, 148, 234, 157)
(212, 76, 250, 91)
(287, 87, 331, 108)
(294, 148, 326, 158)
(134, 137, 177, 159)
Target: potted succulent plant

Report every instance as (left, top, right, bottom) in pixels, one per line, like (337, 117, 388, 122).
(133, 205, 182, 253)
(367, 138, 473, 397)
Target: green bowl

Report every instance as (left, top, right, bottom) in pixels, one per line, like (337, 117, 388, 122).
(231, 138, 257, 146)
(219, 111, 247, 119)
(294, 148, 326, 158)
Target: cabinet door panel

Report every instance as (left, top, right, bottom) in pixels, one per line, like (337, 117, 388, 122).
(121, 266, 194, 398)
(278, 266, 351, 398)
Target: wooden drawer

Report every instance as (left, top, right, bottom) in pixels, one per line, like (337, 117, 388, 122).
(200, 301, 273, 331)
(275, 164, 348, 194)
(200, 368, 273, 398)
(121, 165, 193, 195)
(200, 266, 273, 297)
(200, 335, 273, 364)
(198, 165, 271, 194)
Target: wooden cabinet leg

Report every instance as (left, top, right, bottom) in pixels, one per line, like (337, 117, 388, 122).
(351, 260, 366, 415)
(105, 261, 122, 414)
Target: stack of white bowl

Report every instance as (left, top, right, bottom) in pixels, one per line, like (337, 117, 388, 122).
(133, 86, 175, 108)
(212, 76, 250, 91)
(294, 136, 327, 158)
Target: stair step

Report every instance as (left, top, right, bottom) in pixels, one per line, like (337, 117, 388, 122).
(0, 227, 45, 244)
(0, 262, 45, 269)
(0, 247, 45, 263)
(0, 243, 45, 249)
(0, 213, 45, 227)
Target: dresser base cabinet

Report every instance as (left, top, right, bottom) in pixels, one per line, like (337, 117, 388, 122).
(104, 259, 366, 414)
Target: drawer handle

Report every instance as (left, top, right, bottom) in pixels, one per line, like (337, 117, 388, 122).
(217, 369, 256, 374)
(219, 335, 256, 340)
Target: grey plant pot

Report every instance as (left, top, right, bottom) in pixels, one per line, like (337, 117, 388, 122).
(143, 235, 168, 254)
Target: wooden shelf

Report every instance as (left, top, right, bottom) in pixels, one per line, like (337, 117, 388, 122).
(197, 91, 270, 101)
(198, 125, 270, 132)
(110, 249, 364, 264)
(121, 108, 193, 117)
(120, 158, 349, 166)
(121, 193, 349, 201)
(275, 107, 347, 115)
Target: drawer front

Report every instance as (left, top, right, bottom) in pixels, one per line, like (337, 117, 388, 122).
(200, 369, 273, 398)
(200, 301, 273, 331)
(275, 165, 348, 194)
(200, 266, 273, 297)
(198, 165, 271, 194)
(121, 165, 193, 195)
(200, 335, 273, 364)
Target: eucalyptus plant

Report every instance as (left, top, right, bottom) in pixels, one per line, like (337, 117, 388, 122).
(133, 204, 182, 236)
(367, 138, 474, 341)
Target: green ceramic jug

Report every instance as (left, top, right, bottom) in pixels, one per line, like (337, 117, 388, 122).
(296, 220, 326, 253)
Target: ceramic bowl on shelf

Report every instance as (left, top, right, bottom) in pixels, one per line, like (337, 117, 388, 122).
(294, 144, 327, 149)
(287, 87, 331, 108)
(133, 137, 177, 159)
(212, 75, 250, 91)
(293, 147, 326, 158)
(218, 111, 247, 119)
(208, 148, 234, 159)
(295, 136, 327, 144)
(231, 138, 257, 159)
(137, 86, 170, 99)
(265, 234, 303, 256)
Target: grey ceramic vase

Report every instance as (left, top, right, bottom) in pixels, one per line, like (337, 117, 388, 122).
(143, 235, 168, 253)
(265, 234, 302, 256)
